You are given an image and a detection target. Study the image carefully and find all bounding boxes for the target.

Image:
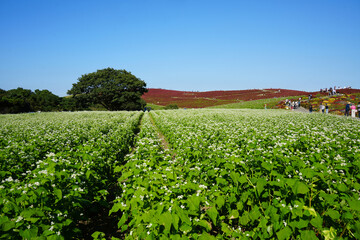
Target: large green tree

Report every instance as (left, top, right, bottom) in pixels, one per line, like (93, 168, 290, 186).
(67, 68, 147, 111)
(30, 89, 61, 112)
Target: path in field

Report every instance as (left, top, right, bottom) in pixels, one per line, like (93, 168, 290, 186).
(149, 112, 177, 158)
(149, 113, 169, 150)
(293, 106, 309, 113)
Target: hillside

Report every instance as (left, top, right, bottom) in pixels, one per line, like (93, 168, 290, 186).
(275, 88, 360, 115)
(142, 88, 310, 108)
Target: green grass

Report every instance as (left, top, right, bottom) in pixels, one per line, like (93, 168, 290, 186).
(145, 103, 165, 110)
(208, 96, 305, 109)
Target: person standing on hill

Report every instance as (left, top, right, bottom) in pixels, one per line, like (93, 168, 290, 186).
(358, 102, 360, 118)
(345, 102, 350, 117)
(325, 103, 329, 114)
(309, 105, 313, 113)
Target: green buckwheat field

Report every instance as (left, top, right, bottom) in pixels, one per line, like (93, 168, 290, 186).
(1, 109, 360, 240)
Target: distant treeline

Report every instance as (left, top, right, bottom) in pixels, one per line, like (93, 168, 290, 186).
(0, 88, 89, 114)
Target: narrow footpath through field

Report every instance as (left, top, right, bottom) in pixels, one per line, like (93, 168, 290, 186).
(149, 112, 177, 158)
(293, 106, 309, 113)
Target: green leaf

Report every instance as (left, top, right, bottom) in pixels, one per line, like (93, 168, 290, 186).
(86, 170, 92, 179)
(319, 191, 337, 204)
(310, 215, 323, 229)
(261, 161, 272, 171)
(187, 195, 200, 211)
(336, 183, 348, 192)
(249, 206, 261, 221)
(20, 227, 38, 239)
(2, 221, 15, 231)
(289, 219, 309, 230)
(114, 166, 122, 173)
(206, 207, 218, 226)
(293, 181, 309, 195)
(239, 175, 247, 184)
(175, 205, 191, 225)
(159, 212, 172, 233)
(256, 178, 267, 195)
(239, 211, 250, 225)
(117, 213, 128, 228)
(348, 199, 360, 211)
(198, 232, 216, 240)
(109, 202, 121, 216)
(353, 222, 360, 239)
(276, 226, 292, 240)
(54, 188, 62, 201)
(179, 223, 192, 234)
(215, 195, 225, 209)
(91, 231, 105, 239)
(230, 171, 239, 185)
(195, 220, 212, 231)
(229, 209, 239, 219)
(301, 230, 318, 240)
(303, 206, 317, 217)
(325, 209, 340, 220)
(172, 213, 179, 231)
(221, 222, 232, 236)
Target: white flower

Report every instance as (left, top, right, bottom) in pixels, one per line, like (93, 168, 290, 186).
(46, 152, 56, 158)
(16, 216, 23, 222)
(5, 176, 13, 182)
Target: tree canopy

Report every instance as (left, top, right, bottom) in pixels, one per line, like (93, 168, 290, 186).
(0, 88, 63, 113)
(67, 68, 147, 111)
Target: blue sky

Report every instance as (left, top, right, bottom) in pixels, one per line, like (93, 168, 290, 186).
(0, 0, 359, 96)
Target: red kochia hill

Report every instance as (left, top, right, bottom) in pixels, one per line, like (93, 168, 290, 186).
(142, 88, 309, 108)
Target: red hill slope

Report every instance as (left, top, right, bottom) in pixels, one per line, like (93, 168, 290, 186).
(142, 88, 309, 108)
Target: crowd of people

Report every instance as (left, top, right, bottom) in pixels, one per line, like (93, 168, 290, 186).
(284, 98, 301, 110)
(307, 101, 360, 118)
(320, 86, 352, 96)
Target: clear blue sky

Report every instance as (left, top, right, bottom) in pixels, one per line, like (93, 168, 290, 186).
(0, 0, 359, 96)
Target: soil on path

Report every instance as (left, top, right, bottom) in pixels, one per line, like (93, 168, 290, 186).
(294, 106, 309, 113)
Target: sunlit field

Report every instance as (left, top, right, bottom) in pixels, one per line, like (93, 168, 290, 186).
(1, 110, 359, 239)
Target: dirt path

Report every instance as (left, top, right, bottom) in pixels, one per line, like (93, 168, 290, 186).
(294, 106, 309, 113)
(148, 113, 176, 157)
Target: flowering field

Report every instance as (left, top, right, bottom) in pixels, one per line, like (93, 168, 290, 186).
(1, 110, 360, 239)
(0, 111, 143, 239)
(113, 110, 360, 239)
(276, 89, 360, 115)
(142, 88, 309, 108)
